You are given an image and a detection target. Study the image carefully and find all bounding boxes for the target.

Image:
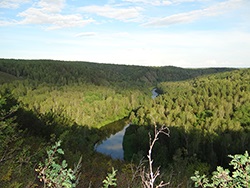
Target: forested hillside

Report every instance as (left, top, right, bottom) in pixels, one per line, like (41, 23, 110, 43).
(0, 59, 234, 87)
(126, 68, 250, 172)
(0, 71, 19, 84)
(0, 58, 234, 128)
(0, 58, 248, 187)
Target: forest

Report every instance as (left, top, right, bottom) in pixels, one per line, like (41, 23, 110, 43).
(0, 58, 249, 187)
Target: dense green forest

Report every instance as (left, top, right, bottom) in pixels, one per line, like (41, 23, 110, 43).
(0, 59, 234, 128)
(0, 58, 249, 187)
(125, 69, 250, 169)
(0, 59, 234, 87)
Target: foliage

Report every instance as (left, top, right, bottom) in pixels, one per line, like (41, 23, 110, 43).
(0, 93, 47, 187)
(0, 58, 235, 87)
(36, 141, 82, 188)
(127, 69, 250, 168)
(0, 59, 238, 129)
(1, 80, 149, 128)
(0, 71, 19, 84)
(0, 93, 21, 165)
(191, 151, 250, 187)
(0, 59, 249, 187)
(102, 167, 117, 188)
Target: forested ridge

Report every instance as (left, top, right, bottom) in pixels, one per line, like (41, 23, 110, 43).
(0, 58, 249, 187)
(125, 68, 250, 178)
(0, 58, 235, 128)
(0, 59, 235, 87)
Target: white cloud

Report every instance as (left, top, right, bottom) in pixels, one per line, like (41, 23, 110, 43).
(36, 0, 65, 13)
(142, 0, 244, 26)
(122, 0, 210, 6)
(17, 0, 94, 29)
(80, 5, 144, 22)
(18, 9, 93, 29)
(0, 0, 30, 9)
(113, 32, 131, 37)
(123, 0, 172, 6)
(0, 20, 16, 26)
(172, 0, 207, 3)
(75, 32, 97, 37)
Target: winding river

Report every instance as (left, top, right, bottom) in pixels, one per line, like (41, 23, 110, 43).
(95, 88, 159, 160)
(95, 124, 129, 160)
(151, 88, 159, 99)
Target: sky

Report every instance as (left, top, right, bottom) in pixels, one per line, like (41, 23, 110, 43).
(0, 0, 250, 68)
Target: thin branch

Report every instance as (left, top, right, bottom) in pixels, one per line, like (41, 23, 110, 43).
(140, 124, 170, 188)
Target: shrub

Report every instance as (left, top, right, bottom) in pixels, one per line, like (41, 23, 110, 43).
(191, 151, 250, 187)
(36, 141, 81, 188)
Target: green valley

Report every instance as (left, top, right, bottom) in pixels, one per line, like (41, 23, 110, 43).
(0, 58, 249, 187)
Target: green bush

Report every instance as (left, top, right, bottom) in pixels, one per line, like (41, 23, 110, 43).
(36, 141, 82, 188)
(102, 167, 117, 188)
(191, 151, 250, 187)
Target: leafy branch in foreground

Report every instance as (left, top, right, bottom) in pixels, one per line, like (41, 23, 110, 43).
(102, 167, 117, 188)
(140, 125, 170, 188)
(0, 94, 22, 164)
(36, 141, 82, 188)
(191, 151, 250, 188)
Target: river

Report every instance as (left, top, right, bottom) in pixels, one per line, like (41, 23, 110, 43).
(152, 88, 159, 99)
(95, 88, 159, 160)
(95, 124, 129, 160)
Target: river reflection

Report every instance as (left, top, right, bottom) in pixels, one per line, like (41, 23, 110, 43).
(95, 124, 129, 160)
(95, 89, 159, 159)
(152, 88, 159, 99)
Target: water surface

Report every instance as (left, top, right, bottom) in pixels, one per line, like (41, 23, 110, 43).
(95, 89, 159, 159)
(95, 124, 129, 160)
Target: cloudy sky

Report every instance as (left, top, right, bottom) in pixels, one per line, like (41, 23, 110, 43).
(1, 0, 250, 68)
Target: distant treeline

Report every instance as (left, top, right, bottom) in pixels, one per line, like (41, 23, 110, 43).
(0, 59, 235, 87)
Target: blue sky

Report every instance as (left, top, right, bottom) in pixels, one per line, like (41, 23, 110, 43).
(1, 0, 250, 68)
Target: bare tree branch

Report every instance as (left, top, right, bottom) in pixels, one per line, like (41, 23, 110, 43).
(140, 124, 170, 188)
